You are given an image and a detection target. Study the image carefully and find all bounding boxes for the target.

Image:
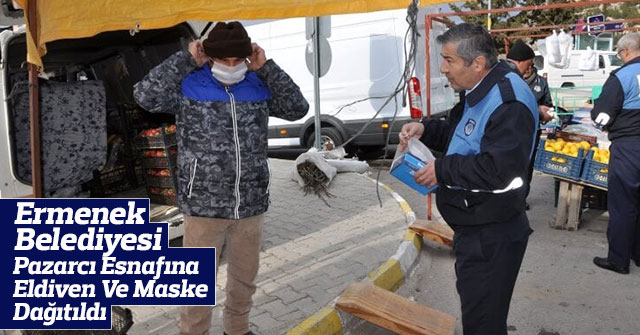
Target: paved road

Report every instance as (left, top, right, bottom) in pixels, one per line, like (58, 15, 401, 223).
(124, 158, 408, 335)
(370, 170, 640, 335)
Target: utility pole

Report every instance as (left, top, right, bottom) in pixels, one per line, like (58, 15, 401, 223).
(312, 17, 322, 150)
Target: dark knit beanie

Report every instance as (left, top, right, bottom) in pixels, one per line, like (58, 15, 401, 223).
(507, 40, 535, 61)
(203, 21, 252, 59)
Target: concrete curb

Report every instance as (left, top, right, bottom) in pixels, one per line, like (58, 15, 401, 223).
(287, 174, 421, 335)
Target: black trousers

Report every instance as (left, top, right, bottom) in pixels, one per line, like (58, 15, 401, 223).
(607, 140, 640, 267)
(452, 213, 532, 335)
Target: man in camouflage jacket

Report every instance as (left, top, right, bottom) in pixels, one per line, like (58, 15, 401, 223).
(134, 21, 308, 335)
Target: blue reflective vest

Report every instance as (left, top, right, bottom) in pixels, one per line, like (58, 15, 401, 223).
(446, 72, 539, 161)
(614, 62, 640, 110)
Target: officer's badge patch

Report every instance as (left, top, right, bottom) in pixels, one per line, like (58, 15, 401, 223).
(464, 118, 476, 136)
(534, 85, 541, 92)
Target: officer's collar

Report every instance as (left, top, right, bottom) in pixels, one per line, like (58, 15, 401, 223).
(612, 55, 640, 75)
(465, 60, 514, 107)
(625, 55, 640, 66)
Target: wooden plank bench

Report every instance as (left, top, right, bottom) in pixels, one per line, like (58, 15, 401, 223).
(336, 282, 456, 335)
(410, 220, 454, 247)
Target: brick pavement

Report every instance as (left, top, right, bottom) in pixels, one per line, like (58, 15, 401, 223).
(124, 159, 408, 335)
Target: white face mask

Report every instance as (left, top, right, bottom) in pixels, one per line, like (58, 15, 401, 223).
(210, 61, 247, 85)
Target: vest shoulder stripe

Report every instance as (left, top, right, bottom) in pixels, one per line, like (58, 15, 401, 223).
(498, 78, 516, 103)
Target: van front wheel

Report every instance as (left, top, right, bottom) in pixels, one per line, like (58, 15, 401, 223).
(306, 127, 343, 151)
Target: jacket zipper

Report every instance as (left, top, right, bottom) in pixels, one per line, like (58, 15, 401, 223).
(187, 157, 198, 199)
(226, 87, 242, 219)
(266, 160, 272, 194)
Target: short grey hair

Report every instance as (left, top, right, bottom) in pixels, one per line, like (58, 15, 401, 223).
(618, 32, 640, 52)
(436, 23, 498, 69)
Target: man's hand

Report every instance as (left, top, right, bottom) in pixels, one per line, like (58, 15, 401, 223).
(247, 43, 267, 71)
(399, 122, 425, 151)
(414, 160, 437, 188)
(188, 40, 211, 68)
(539, 105, 553, 124)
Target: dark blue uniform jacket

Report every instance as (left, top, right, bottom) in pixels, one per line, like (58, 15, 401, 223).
(420, 61, 538, 227)
(591, 56, 640, 142)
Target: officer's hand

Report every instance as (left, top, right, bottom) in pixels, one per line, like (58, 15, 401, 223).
(539, 106, 553, 124)
(414, 160, 437, 188)
(399, 122, 425, 151)
(247, 43, 267, 71)
(189, 40, 211, 68)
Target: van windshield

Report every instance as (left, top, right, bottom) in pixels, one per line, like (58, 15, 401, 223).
(609, 55, 623, 67)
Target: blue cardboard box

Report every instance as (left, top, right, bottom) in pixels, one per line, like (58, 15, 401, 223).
(390, 153, 438, 195)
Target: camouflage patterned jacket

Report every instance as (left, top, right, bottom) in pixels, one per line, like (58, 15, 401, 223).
(134, 51, 309, 219)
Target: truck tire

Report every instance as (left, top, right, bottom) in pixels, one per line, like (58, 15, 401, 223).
(306, 127, 343, 151)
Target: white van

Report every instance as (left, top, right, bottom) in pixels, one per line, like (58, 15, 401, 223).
(534, 49, 622, 88)
(243, 8, 455, 152)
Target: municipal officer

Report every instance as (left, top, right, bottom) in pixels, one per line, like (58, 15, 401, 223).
(591, 32, 640, 275)
(400, 24, 538, 334)
(507, 39, 553, 210)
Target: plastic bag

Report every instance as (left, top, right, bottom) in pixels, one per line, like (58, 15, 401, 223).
(291, 149, 337, 187)
(392, 138, 436, 166)
(291, 148, 339, 206)
(546, 30, 561, 66)
(579, 47, 597, 71)
(558, 30, 573, 68)
(536, 38, 547, 57)
(326, 159, 369, 173)
(390, 138, 438, 195)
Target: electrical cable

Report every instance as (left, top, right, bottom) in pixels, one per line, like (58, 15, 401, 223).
(339, 0, 420, 149)
(370, 0, 421, 207)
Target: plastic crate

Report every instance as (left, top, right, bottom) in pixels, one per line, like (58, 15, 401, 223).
(534, 139, 585, 180)
(135, 132, 177, 149)
(580, 150, 608, 188)
(146, 174, 176, 188)
(141, 149, 177, 168)
(89, 166, 130, 195)
(142, 156, 177, 168)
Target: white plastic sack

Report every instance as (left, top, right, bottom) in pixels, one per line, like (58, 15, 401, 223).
(291, 149, 338, 187)
(326, 159, 370, 173)
(546, 30, 562, 66)
(579, 47, 598, 71)
(536, 38, 547, 57)
(558, 30, 573, 68)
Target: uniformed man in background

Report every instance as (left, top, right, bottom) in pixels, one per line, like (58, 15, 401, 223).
(591, 32, 640, 275)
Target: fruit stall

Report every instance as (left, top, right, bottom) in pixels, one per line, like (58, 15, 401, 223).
(534, 129, 609, 231)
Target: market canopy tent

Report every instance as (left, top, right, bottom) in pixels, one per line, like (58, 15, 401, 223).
(15, 0, 456, 67)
